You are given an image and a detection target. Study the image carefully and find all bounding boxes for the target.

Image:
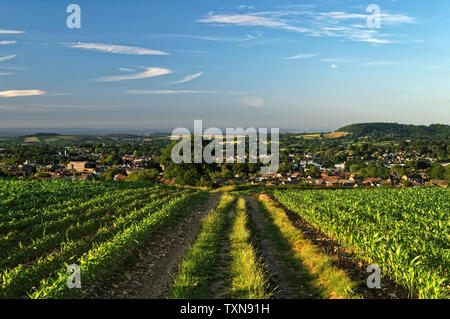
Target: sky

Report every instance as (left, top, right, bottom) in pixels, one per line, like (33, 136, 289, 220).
(0, 0, 449, 131)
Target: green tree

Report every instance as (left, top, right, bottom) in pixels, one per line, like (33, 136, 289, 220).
(444, 166, 450, 182)
(126, 169, 159, 182)
(100, 168, 126, 181)
(430, 165, 445, 180)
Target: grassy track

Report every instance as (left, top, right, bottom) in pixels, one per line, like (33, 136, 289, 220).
(169, 193, 236, 299)
(258, 194, 361, 299)
(227, 197, 272, 299)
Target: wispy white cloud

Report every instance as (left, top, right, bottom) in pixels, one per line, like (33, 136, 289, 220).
(95, 67, 172, 82)
(198, 12, 310, 33)
(239, 96, 264, 107)
(119, 68, 135, 72)
(69, 43, 168, 55)
(0, 72, 12, 75)
(0, 55, 16, 62)
(285, 53, 317, 60)
(0, 29, 24, 34)
(237, 5, 255, 11)
(198, 8, 415, 45)
(171, 72, 203, 84)
(322, 58, 399, 67)
(320, 12, 415, 25)
(0, 40, 16, 45)
(0, 90, 46, 98)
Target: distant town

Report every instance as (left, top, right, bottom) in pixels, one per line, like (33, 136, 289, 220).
(1, 123, 448, 188)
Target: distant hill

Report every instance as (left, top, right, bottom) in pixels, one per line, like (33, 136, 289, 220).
(337, 123, 450, 139)
(23, 133, 61, 137)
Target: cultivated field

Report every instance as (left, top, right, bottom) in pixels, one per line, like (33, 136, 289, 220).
(274, 188, 449, 298)
(0, 180, 448, 299)
(0, 180, 205, 298)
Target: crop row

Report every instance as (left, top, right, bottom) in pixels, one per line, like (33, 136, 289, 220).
(29, 190, 206, 299)
(1, 188, 192, 298)
(274, 188, 449, 299)
(0, 189, 184, 270)
(0, 180, 147, 218)
(0, 187, 167, 254)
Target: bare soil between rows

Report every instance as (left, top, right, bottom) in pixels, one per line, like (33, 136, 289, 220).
(81, 193, 220, 299)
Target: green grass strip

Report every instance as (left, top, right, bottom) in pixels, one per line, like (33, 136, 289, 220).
(169, 193, 236, 299)
(258, 194, 361, 299)
(228, 197, 273, 299)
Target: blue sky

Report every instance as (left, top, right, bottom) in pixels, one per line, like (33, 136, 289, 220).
(0, 0, 449, 131)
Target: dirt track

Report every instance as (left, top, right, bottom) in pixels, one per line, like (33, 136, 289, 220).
(245, 195, 314, 299)
(82, 193, 220, 299)
(81, 192, 409, 299)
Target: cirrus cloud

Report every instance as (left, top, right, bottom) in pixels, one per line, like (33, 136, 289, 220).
(69, 42, 168, 55)
(0, 29, 24, 34)
(239, 96, 264, 107)
(95, 67, 172, 82)
(0, 90, 46, 98)
(0, 55, 16, 62)
(198, 8, 416, 45)
(0, 40, 17, 45)
(171, 72, 203, 84)
(285, 53, 317, 60)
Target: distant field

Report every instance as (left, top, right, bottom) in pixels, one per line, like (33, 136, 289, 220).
(43, 136, 77, 143)
(296, 134, 321, 139)
(296, 131, 350, 139)
(43, 137, 61, 143)
(58, 136, 77, 140)
(324, 131, 350, 138)
(24, 137, 40, 143)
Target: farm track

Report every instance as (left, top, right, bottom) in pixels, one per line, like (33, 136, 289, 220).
(270, 194, 409, 299)
(209, 208, 234, 299)
(82, 193, 221, 299)
(244, 196, 319, 299)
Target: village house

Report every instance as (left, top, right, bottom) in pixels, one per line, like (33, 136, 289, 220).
(67, 161, 96, 173)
